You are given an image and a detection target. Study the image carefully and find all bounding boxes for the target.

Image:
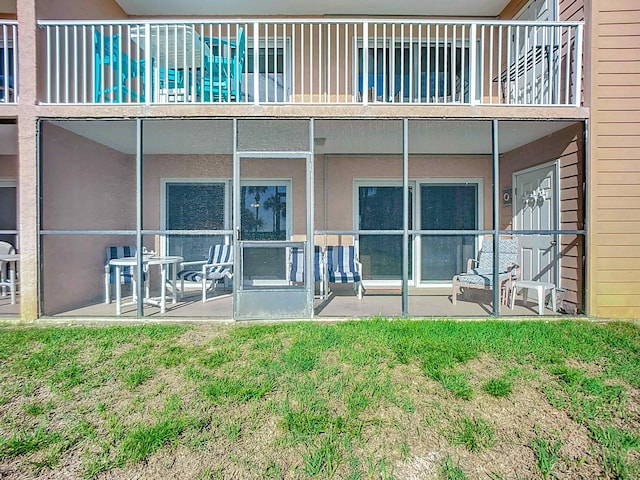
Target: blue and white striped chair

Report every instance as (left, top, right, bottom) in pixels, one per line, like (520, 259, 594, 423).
(326, 245, 363, 299)
(289, 246, 325, 298)
(104, 245, 144, 304)
(177, 244, 233, 302)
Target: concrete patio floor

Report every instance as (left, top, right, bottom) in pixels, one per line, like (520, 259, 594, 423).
(44, 287, 563, 320)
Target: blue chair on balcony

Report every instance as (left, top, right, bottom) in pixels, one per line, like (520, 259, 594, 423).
(326, 245, 363, 299)
(199, 27, 245, 102)
(289, 245, 325, 298)
(94, 29, 146, 103)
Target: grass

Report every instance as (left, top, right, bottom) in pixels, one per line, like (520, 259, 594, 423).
(0, 320, 638, 479)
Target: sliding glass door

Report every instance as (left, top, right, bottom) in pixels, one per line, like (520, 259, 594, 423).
(358, 184, 412, 282)
(420, 183, 478, 283)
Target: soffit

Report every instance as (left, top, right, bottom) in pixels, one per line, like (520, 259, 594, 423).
(115, 0, 509, 17)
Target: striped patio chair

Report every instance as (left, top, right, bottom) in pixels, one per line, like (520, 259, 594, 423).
(289, 245, 325, 298)
(326, 245, 363, 299)
(177, 244, 233, 302)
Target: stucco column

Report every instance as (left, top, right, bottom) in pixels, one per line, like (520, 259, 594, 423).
(16, 0, 38, 321)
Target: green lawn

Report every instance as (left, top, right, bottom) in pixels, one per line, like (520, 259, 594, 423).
(0, 319, 638, 479)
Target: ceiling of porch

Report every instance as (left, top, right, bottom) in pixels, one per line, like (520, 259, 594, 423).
(115, 0, 510, 17)
(50, 119, 578, 156)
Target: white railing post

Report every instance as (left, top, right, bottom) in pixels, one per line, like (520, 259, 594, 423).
(253, 21, 260, 105)
(362, 21, 368, 106)
(144, 21, 152, 104)
(469, 22, 477, 105)
(574, 23, 583, 107)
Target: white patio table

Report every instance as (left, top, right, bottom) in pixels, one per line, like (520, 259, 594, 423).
(0, 253, 19, 304)
(109, 255, 183, 315)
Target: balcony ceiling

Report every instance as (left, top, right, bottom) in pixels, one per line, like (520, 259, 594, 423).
(51, 119, 577, 156)
(115, 0, 509, 17)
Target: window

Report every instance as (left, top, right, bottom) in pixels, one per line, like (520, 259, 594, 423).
(164, 181, 228, 261)
(0, 180, 17, 246)
(358, 38, 470, 102)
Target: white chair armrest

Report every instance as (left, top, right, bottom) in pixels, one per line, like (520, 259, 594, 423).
(180, 260, 207, 268)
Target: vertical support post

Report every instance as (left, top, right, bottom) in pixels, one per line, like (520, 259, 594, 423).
(232, 119, 240, 319)
(402, 118, 409, 316)
(574, 24, 583, 107)
(307, 119, 315, 317)
(492, 119, 500, 317)
(136, 118, 144, 318)
(136, 118, 144, 317)
(469, 23, 477, 105)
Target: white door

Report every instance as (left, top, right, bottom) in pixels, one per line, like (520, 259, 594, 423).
(512, 0, 559, 104)
(513, 162, 558, 291)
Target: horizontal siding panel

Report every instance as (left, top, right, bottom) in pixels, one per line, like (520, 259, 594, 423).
(598, 24, 640, 36)
(596, 122, 640, 135)
(595, 208, 640, 221)
(595, 159, 640, 172)
(593, 235, 640, 247)
(597, 85, 640, 99)
(560, 198, 580, 211)
(597, 136, 640, 147)
(595, 294, 640, 308)
(599, 11, 640, 24)
(595, 61, 640, 75)
(598, 73, 640, 86)
(594, 152, 640, 162)
(596, 98, 640, 110)
(594, 245, 640, 257)
(598, 36, 640, 49)
(597, 49, 640, 62)
(592, 171, 640, 184)
(597, 196, 640, 208)
(595, 284, 640, 295)
(591, 185, 640, 197)
(592, 306, 638, 318)
(591, 222, 640, 234)
(559, 162, 580, 178)
(560, 176, 580, 189)
(597, 0, 640, 12)
(594, 271, 640, 283)
(595, 257, 640, 269)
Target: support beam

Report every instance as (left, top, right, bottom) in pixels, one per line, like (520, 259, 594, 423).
(492, 119, 500, 316)
(402, 118, 409, 316)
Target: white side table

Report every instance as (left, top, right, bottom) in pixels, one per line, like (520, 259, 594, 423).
(510, 279, 556, 315)
(0, 253, 19, 305)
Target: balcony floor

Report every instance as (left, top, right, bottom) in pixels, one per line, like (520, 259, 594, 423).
(46, 287, 561, 320)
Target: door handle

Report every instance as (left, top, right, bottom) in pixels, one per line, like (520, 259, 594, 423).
(550, 240, 557, 246)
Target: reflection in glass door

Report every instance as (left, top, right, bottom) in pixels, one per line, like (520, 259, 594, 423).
(240, 182, 289, 284)
(420, 183, 478, 283)
(358, 185, 412, 282)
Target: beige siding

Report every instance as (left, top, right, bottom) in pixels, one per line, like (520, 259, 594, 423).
(590, 0, 640, 318)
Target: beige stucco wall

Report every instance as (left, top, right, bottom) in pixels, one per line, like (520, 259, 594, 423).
(40, 122, 135, 314)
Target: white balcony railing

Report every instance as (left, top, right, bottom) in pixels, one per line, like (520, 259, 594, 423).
(38, 19, 583, 107)
(0, 21, 17, 104)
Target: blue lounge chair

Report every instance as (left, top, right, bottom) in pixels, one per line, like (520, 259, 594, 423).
(94, 29, 145, 103)
(199, 27, 245, 102)
(289, 246, 325, 298)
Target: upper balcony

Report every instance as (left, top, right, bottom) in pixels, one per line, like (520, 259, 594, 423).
(0, 21, 17, 104)
(38, 18, 583, 108)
